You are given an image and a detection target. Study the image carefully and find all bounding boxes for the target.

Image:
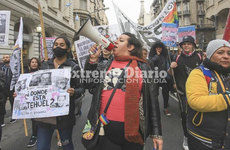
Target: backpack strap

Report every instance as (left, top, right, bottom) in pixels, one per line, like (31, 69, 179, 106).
(176, 55, 180, 63)
(199, 65, 212, 86)
(197, 53, 202, 60)
(176, 52, 202, 63)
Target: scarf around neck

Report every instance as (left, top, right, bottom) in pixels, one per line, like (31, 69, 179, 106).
(114, 56, 147, 145)
(30, 68, 39, 73)
(203, 58, 230, 75)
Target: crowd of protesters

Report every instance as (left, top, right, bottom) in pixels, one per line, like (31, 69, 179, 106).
(0, 32, 230, 150)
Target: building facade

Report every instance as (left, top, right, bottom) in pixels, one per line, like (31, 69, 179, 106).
(205, 0, 230, 39)
(176, 0, 215, 50)
(0, 0, 108, 62)
(150, 0, 229, 50)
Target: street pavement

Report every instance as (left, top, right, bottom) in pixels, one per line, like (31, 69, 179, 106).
(1, 91, 184, 150)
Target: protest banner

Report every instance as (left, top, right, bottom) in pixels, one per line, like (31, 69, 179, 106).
(12, 68, 71, 119)
(0, 11, 11, 46)
(162, 23, 177, 47)
(178, 25, 196, 43)
(74, 38, 95, 69)
(40, 37, 56, 59)
(113, 0, 176, 50)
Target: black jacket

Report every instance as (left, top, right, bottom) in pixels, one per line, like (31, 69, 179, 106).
(173, 51, 202, 94)
(0, 64, 12, 90)
(148, 41, 168, 72)
(84, 58, 162, 141)
(36, 57, 84, 129)
(0, 70, 5, 115)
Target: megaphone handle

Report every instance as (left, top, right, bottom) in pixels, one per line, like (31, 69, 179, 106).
(89, 51, 95, 55)
(89, 44, 102, 55)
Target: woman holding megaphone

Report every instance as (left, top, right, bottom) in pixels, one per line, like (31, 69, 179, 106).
(83, 32, 163, 150)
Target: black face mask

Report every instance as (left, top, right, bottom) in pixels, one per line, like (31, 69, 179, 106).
(53, 47, 68, 58)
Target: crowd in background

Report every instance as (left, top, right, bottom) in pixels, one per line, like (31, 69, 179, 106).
(0, 33, 230, 150)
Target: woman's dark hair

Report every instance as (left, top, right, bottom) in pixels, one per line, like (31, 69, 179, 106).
(149, 41, 168, 58)
(29, 57, 41, 69)
(122, 32, 143, 59)
(53, 36, 72, 58)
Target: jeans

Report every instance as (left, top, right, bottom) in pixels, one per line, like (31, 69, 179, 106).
(37, 126, 74, 150)
(1, 90, 14, 124)
(31, 119, 37, 136)
(159, 82, 171, 109)
(3, 90, 14, 113)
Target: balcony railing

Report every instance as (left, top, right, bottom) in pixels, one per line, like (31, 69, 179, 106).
(183, 10, 190, 15)
(197, 0, 205, 2)
(198, 10, 205, 15)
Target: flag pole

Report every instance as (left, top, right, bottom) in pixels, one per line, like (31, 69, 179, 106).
(38, 0, 48, 61)
(20, 47, 28, 136)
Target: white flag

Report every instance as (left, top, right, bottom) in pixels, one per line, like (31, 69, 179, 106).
(10, 17, 23, 90)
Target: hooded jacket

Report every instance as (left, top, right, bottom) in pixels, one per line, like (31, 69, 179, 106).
(148, 41, 168, 72)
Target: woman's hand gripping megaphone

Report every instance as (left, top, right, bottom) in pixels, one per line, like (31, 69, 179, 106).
(89, 44, 101, 63)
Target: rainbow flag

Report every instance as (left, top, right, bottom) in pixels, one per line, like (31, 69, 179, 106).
(13, 44, 20, 52)
(163, 2, 179, 27)
(99, 114, 109, 125)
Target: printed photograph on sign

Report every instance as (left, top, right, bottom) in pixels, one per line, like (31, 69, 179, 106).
(40, 37, 56, 59)
(0, 14, 6, 33)
(74, 38, 95, 69)
(0, 11, 11, 46)
(94, 24, 121, 43)
(29, 72, 52, 87)
(50, 95, 69, 108)
(12, 69, 71, 119)
(55, 77, 69, 90)
(16, 79, 27, 92)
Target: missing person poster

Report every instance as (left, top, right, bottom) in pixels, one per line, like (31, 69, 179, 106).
(12, 68, 71, 119)
(74, 38, 95, 69)
(40, 37, 56, 59)
(0, 11, 11, 46)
